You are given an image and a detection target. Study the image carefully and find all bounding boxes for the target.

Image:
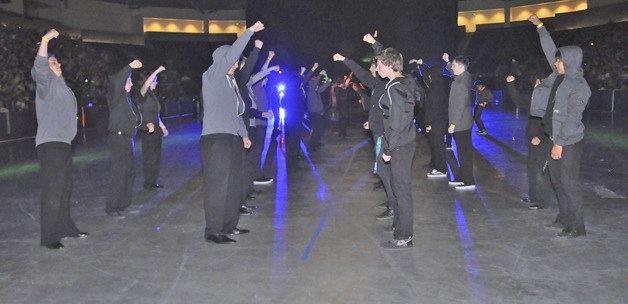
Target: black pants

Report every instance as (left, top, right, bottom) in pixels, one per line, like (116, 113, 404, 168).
(107, 133, 135, 214)
(250, 125, 267, 179)
(446, 133, 453, 147)
(337, 103, 349, 136)
(427, 122, 448, 173)
(473, 105, 486, 131)
(374, 135, 395, 210)
(139, 130, 163, 187)
(36, 142, 80, 246)
(528, 137, 553, 207)
(390, 141, 416, 240)
(547, 140, 585, 232)
(309, 112, 326, 148)
(201, 134, 243, 235)
(262, 127, 280, 178)
(285, 121, 302, 171)
(241, 126, 256, 198)
(452, 129, 475, 185)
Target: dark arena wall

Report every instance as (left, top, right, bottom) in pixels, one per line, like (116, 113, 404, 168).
(246, 0, 460, 72)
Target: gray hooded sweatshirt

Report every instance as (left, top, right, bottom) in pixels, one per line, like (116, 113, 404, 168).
(31, 56, 77, 146)
(447, 64, 473, 132)
(530, 26, 590, 146)
(201, 29, 253, 137)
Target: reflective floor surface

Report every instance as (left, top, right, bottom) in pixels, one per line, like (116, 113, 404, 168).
(1, 105, 627, 304)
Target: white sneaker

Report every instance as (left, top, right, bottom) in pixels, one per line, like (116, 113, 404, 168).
(448, 180, 464, 186)
(253, 177, 274, 185)
(455, 184, 476, 191)
(427, 169, 447, 178)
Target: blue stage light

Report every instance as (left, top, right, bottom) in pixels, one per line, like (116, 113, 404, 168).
(277, 82, 286, 93)
(279, 107, 286, 121)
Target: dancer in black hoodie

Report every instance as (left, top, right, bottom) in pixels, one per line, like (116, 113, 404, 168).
(506, 75, 554, 210)
(106, 59, 144, 219)
(415, 59, 449, 178)
(376, 48, 418, 249)
(333, 33, 396, 222)
(138, 66, 168, 190)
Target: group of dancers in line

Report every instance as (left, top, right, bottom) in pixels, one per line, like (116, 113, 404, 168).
(339, 14, 589, 249)
(33, 13, 589, 250)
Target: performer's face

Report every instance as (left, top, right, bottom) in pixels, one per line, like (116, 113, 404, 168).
(555, 58, 565, 75)
(376, 61, 392, 79)
(451, 61, 465, 76)
(48, 57, 62, 76)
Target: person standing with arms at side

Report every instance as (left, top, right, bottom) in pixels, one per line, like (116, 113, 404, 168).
(31, 29, 88, 250)
(528, 15, 590, 238)
(506, 75, 554, 210)
(414, 59, 449, 179)
(377, 48, 418, 249)
(138, 66, 168, 190)
(473, 80, 493, 136)
(306, 68, 332, 152)
(444, 53, 476, 191)
(106, 59, 144, 219)
(201, 21, 264, 244)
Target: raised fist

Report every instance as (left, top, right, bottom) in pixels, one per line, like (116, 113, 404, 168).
(249, 21, 265, 33)
(363, 33, 376, 44)
(44, 29, 60, 40)
(528, 15, 541, 26)
(129, 60, 143, 69)
(333, 53, 346, 62)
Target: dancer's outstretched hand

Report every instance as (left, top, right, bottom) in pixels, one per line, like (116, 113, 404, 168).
(333, 54, 346, 62)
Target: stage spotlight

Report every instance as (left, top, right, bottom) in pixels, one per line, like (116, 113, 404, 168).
(277, 82, 286, 93)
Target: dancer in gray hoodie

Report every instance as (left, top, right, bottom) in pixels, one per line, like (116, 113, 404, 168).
(201, 21, 264, 244)
(528, 15, 590, 238)
(31, 29, 88, 249)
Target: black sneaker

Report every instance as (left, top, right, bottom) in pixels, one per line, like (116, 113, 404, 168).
(381, 237, 413, 249)
(528, 204, 543, 210)
(240, 206, 253, 216)
(376, 209, 394, 220)
(253, 177, 274, 185)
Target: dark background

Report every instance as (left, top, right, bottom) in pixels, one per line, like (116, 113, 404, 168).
(246, 0, 461, 76)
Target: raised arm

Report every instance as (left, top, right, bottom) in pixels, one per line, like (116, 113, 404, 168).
(209, 21, 264, 76)
(261, 51, 275, 72)
(141, 66, 165, 96)
(237, 40, 263, 86)
(363, 33, 384, 54)
(443, 53, 454, 74)
(32, 29, 59, 85)
(301, 62, 317, 86)
(37, 29, 58, 58)
(248, 65, 280, 86)
(505, 75, 530, 111)
(111, 60, 141, 93)
(529, 15, 558, 72)
(334, 53, 379, 90)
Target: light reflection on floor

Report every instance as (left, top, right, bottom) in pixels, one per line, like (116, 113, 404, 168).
(454, 199, 487, 304)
